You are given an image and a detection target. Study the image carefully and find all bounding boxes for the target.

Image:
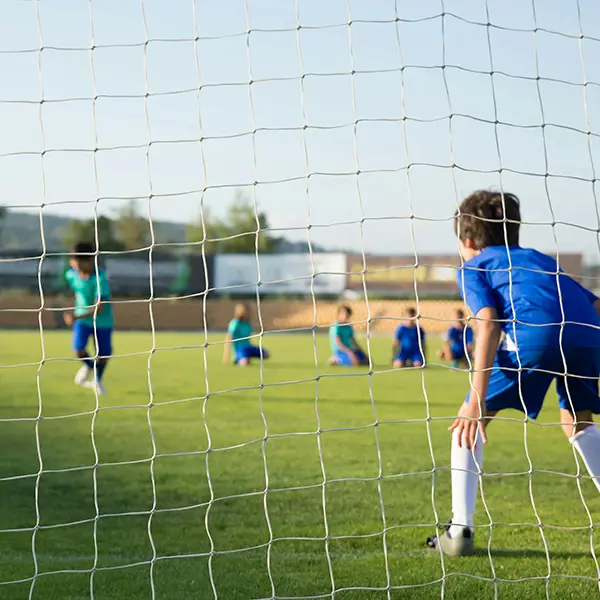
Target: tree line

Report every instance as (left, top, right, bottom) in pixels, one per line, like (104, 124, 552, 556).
(0, 194, 277, 254)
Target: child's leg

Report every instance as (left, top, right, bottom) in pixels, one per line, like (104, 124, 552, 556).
(393, 348, 407, 369)
(448, 409, 496, 538)
(73, 322, 93, 368)
(247, 345, 268, 364)
(93, 328, 112, 381)
(556, 350, 600, 492)
(355, 349, 369, 366)
(564, 409, 600, 493)
(447, 353, 551, 538)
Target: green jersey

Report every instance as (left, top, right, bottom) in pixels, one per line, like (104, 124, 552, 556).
(227, 319, 252, 351)
(65, 268, 114, 329)
(329, 322, 356, 352)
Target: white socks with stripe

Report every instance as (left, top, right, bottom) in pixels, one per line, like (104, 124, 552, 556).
(449, 429, 483, 539)
(570, 425, 600, 492)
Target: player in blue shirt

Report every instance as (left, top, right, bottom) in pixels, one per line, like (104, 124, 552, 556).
(223, 303, 270, 367)
(437, 309, 474, 369)
(64, 242, 114, 395)
(427, 190, 600, 557)
(328, 305, 368, 366)
(393, 307, 426, 368)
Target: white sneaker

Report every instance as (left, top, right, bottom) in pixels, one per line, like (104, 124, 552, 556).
(84, 380, 107, 395)
(74, 364, 91, 386)
(427, 522, 475, 556)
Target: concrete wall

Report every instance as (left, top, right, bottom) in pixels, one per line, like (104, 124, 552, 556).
(0, 295, 469, 335)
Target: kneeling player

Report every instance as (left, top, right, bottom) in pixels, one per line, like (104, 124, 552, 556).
(223, 303, 270, 366)
(64, 242, 114, 395)
(427, 190, 600, 557)
(328, 305, 368, 366)
(437, 309, 474, 368)
(393, 307, 426, 368)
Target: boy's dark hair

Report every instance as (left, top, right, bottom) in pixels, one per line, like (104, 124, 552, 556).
(455, 190, 521, 249)
(71, 241, 96, 260)
(456, 308, 465, 319)
(406, 307, 417, 318)
(338, 304, 352, 317)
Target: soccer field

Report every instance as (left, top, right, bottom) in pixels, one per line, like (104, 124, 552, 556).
(2, 330, 600, 600)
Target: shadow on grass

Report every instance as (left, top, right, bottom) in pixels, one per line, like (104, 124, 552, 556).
(474, 548, 594, 559)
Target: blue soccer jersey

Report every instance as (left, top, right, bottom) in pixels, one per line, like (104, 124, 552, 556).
(395, 324, 425, 352)
(447, 325, 473, 354)
(458, 246, 600, 351)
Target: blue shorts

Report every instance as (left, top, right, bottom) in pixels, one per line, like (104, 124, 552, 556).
(450, 344, 468, 360)
(466, 348, 600, 419)
(235, 345, 263, 364)
(334, 349, 367, 366)
(395, 348, 424, 364)
(72, 322, 113, 357)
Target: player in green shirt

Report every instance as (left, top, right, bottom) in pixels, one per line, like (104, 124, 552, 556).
(64, 242, 114, 395)
(223, 303, 270, 366)
(328, 305, 368, 366)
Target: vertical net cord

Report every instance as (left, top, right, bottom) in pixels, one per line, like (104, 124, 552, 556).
(86, 2, 102, 597)
(242, 5, 276, 597)
(575, 0, 600, 585)
(139, 1, 159, 597)
(465, 2, 519, 593)
(529, 1, 600, 592)
(29, 2, 48, 597)
(190, 2, 218, 598)
(575, 1, 600, 262)
(394, 2, 447, 592)
(293, 5, 336, 597)
(344, 3, 391, 597)
(440, 3, 498, 591)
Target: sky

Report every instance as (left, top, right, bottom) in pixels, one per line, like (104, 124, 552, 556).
(1, 0, 600, 259)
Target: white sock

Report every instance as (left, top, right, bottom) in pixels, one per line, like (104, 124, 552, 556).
(449, 429, 483, 538)
(570, 425, 600, 492)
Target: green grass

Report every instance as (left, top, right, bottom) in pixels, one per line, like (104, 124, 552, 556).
(2, 330, 600, 599)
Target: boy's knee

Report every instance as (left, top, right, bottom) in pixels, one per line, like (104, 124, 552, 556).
(75, 349, 87, 359)
(560, 408, 594, 438)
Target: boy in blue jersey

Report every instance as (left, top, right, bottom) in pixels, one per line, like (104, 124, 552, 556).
(427, 190, 600, 556)
(393, 307, 426, 368)
(328, 305, 368, 366)
(437, 308, 474, 369)
(223, 303, 270, 366)
(64, 242, 114, 395)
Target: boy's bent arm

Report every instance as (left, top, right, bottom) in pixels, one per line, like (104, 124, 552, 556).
(469, 307, 501, 405)
(450, 306, 501, 449)
(223, 334, 232, 364)
(68, 302, 105, 323)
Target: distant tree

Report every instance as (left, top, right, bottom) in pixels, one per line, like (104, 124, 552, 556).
(187, 193, 275, 253)
(62, 215, 123, 253)
(113, 200, 150, 251)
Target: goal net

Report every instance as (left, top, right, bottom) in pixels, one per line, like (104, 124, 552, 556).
(1, 0, 600, 598)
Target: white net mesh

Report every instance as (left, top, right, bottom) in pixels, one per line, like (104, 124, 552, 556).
(1, 0, 600, 598)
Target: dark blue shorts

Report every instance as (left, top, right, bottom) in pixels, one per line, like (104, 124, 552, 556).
(395, 348, 424, 364)
(235, 345, 263, 364)
(72, 322, 113, 357)
(466, 348, 600, 419)
(450, 343, 468, 360)
(334, 349, 367, 366)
